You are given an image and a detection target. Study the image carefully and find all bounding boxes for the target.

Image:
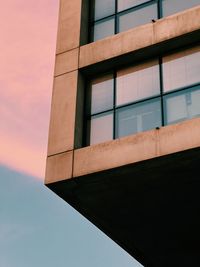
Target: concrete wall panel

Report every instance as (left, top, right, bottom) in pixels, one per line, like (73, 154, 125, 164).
(73, 118, 200, 178)
(45, 151, 73, 184)
(79, 23, 154, 68)
(159, 118, 200, 156)
(79, 6, 200, 68)
(73, 130, 157, 177)
(155, 6, 200, 43)
(54, 48, 79, 76)
(48, 71, 78, 156)
(56, 0, 82, 54)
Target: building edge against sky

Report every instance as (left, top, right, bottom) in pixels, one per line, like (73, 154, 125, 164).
(45, 1, 200, 266)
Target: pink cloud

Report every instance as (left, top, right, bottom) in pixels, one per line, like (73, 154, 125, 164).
(0, 0, 59, 178)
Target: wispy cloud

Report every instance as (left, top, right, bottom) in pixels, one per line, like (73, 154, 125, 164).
(0, 133, 46, 178)
(0, 0, 59, 178)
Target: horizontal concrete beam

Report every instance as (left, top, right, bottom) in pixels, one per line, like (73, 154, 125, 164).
(79, 6, 200, 69)
(73, 118, 200, 177)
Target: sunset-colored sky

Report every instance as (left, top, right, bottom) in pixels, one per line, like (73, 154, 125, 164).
(0, 1, 143, 266)
(0, 0, 59, 178)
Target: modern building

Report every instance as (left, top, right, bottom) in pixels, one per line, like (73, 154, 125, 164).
(45, 1, 200, 266)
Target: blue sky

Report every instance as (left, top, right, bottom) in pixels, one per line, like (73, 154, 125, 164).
(0, 1, 143, 266)
(0, 165, 143, 267)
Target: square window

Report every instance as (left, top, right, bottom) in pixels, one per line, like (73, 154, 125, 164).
(93, 17, 115, 41)
(93, 0, 115, 21)
(116, 98, 161, 138)
(89, 73, 114, 115)
(118, 3, 157, 33)
(116, 59, 160, 106)
(163, 46, 200, 92)
(89, 112, 113, 145)
(164, 86, 200, 125)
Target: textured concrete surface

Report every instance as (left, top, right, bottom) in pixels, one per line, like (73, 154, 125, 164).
(73, 118, 200, 177)
(45, 151, 73, 184)
(54, 48, 79, 76)
(56, 0, 82, 54)
(45, 2, 200, 266)
(48, 71, 78, 156)
(79, 6, 200, 68)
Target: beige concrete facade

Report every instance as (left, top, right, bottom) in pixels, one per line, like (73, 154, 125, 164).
(54, 48, 79, 76)
(56, 0, 82, 54)
(74, 117, 200, 177)
(46, 0, 82, 177)
(47, 71, 78, 156)
(45, 2, 200, 265)
(79, 6, 200, 68)
(47, 115, 200, 181)
(45, 151, 73, 184)
(45, 3, 200, 185)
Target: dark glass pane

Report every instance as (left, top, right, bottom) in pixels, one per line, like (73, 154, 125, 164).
(164, 86, 200, 125)
(118, 0, 149, 12)
(116, 59, 160, 106)
(94, 0, 115, 20)
(90, 74, 114, 114)
(118, 3, 157, 32)
(89, 112, 113, 145)
(163, 46, 200, 92)
(116, 98, 161, 138)
(162, 0, 200, 17)
(93, 17, 115, 41)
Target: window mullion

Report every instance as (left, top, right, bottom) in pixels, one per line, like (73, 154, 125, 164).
(115, 0, 118, 34)
(113, 70, 117, 139)
(159, 57, 165, 126)
(157, 0, 162, 18)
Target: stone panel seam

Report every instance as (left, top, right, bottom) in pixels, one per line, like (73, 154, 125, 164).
(54, 69, 79, 78)
(72, 149, 75, 178)
(56, 46, 80, 56)
(77, 45, 81, 71)
(47, 149, 74, 158)
(155, 128, 161, 157)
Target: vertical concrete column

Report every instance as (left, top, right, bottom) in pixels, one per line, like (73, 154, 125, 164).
(48, 71, 79, 155)
(45, 0, 83, 184)
(56, 0, 82, 53)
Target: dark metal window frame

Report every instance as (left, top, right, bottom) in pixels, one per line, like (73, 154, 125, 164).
(90, 0, 163, 42)
(85, 44, 200, 146)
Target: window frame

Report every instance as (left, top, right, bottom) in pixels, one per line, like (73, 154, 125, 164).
(85, 44, 200, 146)
(90, 0, 161, 42)
(89, 0, 200, 42)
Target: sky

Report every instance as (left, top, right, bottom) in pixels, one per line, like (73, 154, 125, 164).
(0, 1, 143, 266)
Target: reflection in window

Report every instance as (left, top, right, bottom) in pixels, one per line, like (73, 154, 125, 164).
(118, 3, 157, 33)
(162, 0, 200, 17)
(163, 46, 200, 92)
(116, 60, 160, 106)
(90, 74, 114, 114)
(89, 112, 113, 145)
(94, 0, 115, 21)
(93, 17, 115, 41)
(116, 99, 161, 138)
(118, 0, 149, 12)
(164, 86, 200, 124)
(87, 45, 200, 146)
(91, 0, 200, 42)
